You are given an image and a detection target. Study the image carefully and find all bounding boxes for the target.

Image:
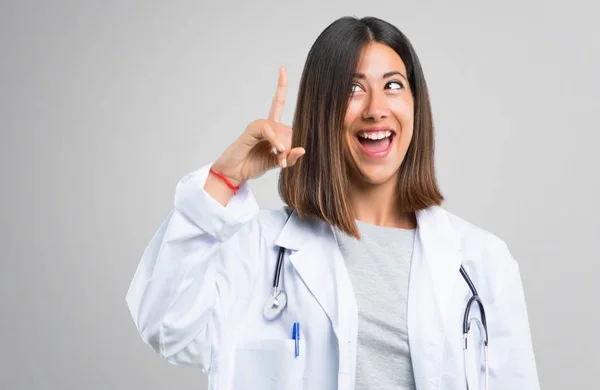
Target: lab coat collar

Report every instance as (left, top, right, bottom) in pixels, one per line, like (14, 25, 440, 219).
(274, 206, 462, 287)
(274, 205, 460, 246)
(273, 208, 327, 251)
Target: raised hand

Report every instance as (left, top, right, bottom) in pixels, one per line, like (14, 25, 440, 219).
(211, 67, 306, 187)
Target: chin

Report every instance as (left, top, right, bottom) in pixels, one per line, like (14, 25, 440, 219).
(353, 164, 401, 186)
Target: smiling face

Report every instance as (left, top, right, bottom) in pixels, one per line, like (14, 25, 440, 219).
(344, 41, 415, 188)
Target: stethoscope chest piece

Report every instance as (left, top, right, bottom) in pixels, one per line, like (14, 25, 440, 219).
(263, 290, 287, 320)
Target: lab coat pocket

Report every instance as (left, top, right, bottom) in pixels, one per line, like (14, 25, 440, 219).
(231, 338, 306, 390)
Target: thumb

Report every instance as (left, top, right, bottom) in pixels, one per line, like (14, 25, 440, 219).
(285, 147, 306, 167)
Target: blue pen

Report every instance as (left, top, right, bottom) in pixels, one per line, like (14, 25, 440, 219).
(292, 322, 300, 357)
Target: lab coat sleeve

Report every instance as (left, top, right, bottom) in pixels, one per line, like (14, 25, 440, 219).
(125, 163, 261, 371)
(488, 264, 541, 389)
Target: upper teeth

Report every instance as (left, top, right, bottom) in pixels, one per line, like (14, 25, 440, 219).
(358, 130, 392, 140)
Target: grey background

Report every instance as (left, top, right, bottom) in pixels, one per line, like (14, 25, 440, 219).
(1, 1, 598, 389)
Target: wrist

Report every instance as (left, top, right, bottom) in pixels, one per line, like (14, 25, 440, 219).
(209, 164, 244, 189)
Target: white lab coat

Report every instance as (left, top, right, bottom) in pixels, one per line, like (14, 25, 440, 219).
(126, 163, 540, 390)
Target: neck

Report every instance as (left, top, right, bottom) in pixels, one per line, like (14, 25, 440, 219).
(349, 177, 417, 229)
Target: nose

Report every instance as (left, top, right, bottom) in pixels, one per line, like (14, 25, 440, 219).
(362, 91, 390, 121)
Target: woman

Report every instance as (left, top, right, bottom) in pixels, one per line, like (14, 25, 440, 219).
(126, 16, 540, 390)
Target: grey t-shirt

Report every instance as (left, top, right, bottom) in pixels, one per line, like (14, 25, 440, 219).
(335, 220, 417, 390)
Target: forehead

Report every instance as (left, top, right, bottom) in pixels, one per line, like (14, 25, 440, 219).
(355, 42, 407, 76)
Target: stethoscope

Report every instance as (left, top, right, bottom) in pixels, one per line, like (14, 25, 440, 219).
(263, 213, 489, 390)
(460, 265, 489, 390)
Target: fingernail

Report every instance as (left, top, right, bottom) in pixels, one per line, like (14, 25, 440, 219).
(281, 159, 287, 168)
(278, 143, 286, 152)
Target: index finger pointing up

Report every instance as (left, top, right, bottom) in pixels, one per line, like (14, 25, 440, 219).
(268, 67, 288, 123)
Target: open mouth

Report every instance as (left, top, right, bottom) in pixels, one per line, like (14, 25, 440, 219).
(356, 129, 395, 156)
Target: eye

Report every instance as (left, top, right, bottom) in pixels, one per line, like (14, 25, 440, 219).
(386, 81, 404, 90)
(350, 83, 364, 94)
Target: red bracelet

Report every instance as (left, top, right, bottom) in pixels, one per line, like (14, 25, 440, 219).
(209, 168, 241, 195)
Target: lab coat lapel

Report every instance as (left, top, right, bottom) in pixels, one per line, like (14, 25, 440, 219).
(408, 206, 463, 389)
(274, 212, 358, 377)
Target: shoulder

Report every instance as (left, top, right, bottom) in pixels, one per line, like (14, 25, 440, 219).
(440, 207, 521, 303)
(248, 206, 295, 242)
(253, 206, 291, 231)
(444, 209, 512, 256)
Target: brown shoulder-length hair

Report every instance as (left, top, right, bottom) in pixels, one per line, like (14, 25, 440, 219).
(279, 16, 443, 238)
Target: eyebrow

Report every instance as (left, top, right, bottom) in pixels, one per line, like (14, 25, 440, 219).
(353, 71, 407, 82)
